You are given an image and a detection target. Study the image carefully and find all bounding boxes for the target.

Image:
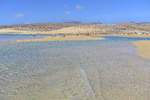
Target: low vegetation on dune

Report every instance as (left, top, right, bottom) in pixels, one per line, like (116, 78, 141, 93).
(0, 22, 150, 36)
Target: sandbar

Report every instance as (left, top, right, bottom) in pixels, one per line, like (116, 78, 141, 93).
(15, 35, 104, 42)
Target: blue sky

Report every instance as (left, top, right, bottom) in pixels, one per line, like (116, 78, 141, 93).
(0, 0, 150, 25)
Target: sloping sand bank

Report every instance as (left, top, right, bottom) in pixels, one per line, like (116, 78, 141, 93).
(133, 40, 150, 59)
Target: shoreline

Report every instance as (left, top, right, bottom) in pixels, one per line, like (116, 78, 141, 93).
(1, 29, 150, 38)
(96, 33, 150, 38)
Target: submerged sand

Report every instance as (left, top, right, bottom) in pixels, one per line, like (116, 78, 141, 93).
(1, 38, 150, 100)
(133, 40, 150, 59)
(15, 35, 104, 42)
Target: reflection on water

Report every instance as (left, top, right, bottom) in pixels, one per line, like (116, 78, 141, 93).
(0, 35, 150, 100)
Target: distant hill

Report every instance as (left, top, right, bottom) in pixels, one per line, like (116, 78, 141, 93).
(0, 22, 150, 35)
(63, 21, 82, 24)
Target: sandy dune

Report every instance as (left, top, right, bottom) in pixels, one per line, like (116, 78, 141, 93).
(1, 22, 150, 36)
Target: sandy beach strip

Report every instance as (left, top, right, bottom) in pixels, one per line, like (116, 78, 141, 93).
(96, 33, 150, 38)
(15, 35, 104, 42)
(133, 40, 150, 59)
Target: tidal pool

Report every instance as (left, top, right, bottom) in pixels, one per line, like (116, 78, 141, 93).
(0, 35, 150, 100)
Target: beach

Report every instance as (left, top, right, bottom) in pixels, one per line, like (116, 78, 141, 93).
(96, 33, 150, 38)
(133, 40, 150, 59)
(1, 0, 150, 99)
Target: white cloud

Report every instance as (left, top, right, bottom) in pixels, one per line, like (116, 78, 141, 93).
(14, 13, 24, 18)
(65, 11, 71, 15)
(76, 5, 84, 10)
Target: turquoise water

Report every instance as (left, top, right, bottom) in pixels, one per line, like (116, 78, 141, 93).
(0, 34, 64, 43)
(0, 34, 37, 43)
(0, 34, 64, 36)
(103, 36, 150, 41)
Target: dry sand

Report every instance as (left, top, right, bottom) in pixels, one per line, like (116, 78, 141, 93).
(96, 33, 150, 38)
(133, 40, 150, 59)
(15, 35, 104, 42)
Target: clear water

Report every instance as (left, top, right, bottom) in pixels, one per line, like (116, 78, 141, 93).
(0, 34, 64, 43)
(0, 34, 150, 43)
(0, 34, 150, 100)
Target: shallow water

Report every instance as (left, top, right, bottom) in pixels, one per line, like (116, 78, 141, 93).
(0, 35, 150, 100)
(0, 34, 64, 43)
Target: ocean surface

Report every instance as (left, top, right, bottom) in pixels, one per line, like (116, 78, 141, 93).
(0, 34, 150, 100)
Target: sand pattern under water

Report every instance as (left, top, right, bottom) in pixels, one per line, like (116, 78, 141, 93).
(0, 37, 150, 100)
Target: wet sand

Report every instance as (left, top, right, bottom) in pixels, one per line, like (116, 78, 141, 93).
(0, 39, 150, 100)
(133, 40, 150, 59)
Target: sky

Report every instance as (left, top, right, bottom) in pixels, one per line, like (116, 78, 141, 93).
(0, 0, 150, 25)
